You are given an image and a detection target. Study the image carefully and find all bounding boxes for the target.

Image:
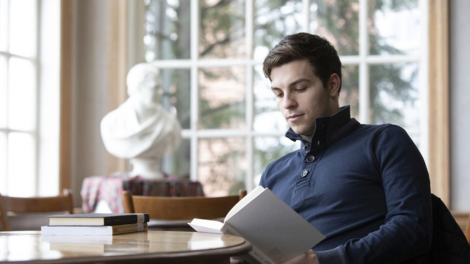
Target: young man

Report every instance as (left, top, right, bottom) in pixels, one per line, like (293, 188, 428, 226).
(260, 33, 432, 264)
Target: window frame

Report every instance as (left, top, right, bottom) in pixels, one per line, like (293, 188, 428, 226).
(59, 0, 72, 193)
(0, 0, 40, 196)
(428, 0, 449, 205)
(1, 0, 62, 197)
(105, 0, 448, 202)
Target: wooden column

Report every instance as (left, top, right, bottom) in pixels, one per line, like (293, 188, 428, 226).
(59, 0, 73, 192)
(107, 0, 129, 174)
(428, 0, 449, 206)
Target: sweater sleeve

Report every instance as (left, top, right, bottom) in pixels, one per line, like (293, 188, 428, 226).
(315, 125, 432, 264)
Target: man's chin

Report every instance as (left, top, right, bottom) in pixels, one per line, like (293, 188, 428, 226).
(290, 127, 302, 135)
(290, 127, 313, 139)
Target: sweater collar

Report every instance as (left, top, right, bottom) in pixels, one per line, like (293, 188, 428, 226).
(285, 106, 359, 146)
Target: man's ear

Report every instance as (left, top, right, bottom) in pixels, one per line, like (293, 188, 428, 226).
(328, 74, 341, 98)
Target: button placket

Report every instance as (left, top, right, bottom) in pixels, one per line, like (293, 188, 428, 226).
(306, 155, 315, 163)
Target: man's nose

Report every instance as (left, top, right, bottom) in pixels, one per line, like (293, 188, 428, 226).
(282, 94, 297, 109)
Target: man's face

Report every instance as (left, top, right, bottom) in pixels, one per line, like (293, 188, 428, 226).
(270, 59, 338, 142)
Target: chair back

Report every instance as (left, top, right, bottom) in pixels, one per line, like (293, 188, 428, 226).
(0, 189, 73, 231)
(466, 216, 470, 244)
(123, 190, 246, 220)
(426, 194, 470, 263)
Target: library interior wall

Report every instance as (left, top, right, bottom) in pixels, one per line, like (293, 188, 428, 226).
(449, 0, 470, 211)
(71, 0, 109, 207)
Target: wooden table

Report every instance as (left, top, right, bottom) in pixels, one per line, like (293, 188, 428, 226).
(0, 231, 252, 264)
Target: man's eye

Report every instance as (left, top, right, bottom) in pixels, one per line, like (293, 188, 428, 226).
(296, 87, 307, 92)
(275, 93, 283, 98)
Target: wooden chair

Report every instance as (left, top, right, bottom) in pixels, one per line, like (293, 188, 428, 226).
(123, 190, 247, 221)
(0, 189, 73, 231)
(466, 216, 470, 244)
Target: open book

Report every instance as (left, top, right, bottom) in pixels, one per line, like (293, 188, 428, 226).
(188, 186, 325, 264)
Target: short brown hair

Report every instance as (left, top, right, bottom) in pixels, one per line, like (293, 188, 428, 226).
(263, 32, 342, 93)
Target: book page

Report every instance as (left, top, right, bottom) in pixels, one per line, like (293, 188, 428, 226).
(187, 218, 224, 234)
(224, 188, 325, 263)
(225, 185, 265, 221)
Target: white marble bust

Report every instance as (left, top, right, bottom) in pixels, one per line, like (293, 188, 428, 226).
(100, 63, 182, 179)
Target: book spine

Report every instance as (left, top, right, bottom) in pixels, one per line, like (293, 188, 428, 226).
(104, 214, 149, 226)
(221, 225, 275, 264)
(111, 223, 148, 235)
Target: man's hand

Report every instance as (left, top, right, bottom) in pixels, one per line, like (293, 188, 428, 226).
(282, 250, 319, 264)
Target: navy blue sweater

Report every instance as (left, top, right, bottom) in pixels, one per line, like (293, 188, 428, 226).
(260, 106, 432, 264)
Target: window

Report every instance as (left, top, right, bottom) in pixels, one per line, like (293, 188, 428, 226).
(0, 0, 61, 196)
(136, 0, 428, 196)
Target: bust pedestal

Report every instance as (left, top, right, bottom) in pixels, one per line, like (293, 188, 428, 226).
(129, 158, 164, 179)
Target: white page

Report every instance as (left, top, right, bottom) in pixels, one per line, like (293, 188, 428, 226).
(225, 185, 265, 221)
(187, 218, 224, 234)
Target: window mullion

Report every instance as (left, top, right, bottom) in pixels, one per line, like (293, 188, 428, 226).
(34, 0, 40, 196)
(419, 0, 429, 164)
(190, 0, 199, 181)
(302, 0, 310, 32)
(245, 0, 254, 190)
(2, 0, 9, 192)
(0, 133, 6, 194)
(246, 0, 253, 61)
(359, 0, 369, 124)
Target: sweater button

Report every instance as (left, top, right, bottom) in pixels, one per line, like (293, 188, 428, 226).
(306, 155, 315, 163)
(303, 145, 310, 152)
(301, 169, 309, 178)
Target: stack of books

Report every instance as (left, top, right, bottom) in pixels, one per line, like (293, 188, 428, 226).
(41, 213, 149, 236)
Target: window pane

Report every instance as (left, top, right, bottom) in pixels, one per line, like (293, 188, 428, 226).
(8, 132, 35, 196)
(198, 67, 245, 129)
(254, 0, 303, 61)
(0, 55, 6, 128)
(199, 0, 245, 59)
(9, 57, 36, 130)
(368, 0, 420, 55)
(369, 63, 420, 134)
(144, 0, 191, 61)
(10, 0, 36, 57)
(0, 0, 8, 52)
(339, 64, 359, 120)
(253, 65, 288, 133)
(0, 132, 6, 194)
(162, 138, 190, 178)
(198, 137, 246, 196)
(254, 137, 300, 185)
(160, 68, 190, 129)
(310, 0, 359, 56)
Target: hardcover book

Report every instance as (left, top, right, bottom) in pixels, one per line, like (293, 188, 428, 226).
(188, 186, 325, 264)
(47, 213, 149, 226)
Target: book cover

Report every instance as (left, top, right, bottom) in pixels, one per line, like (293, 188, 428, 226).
(188, 186, 325, 264)
(41, 222, 148, 236)
(221, 224, 275, 264)
(48, 213, 149, 226)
